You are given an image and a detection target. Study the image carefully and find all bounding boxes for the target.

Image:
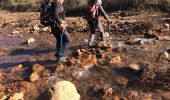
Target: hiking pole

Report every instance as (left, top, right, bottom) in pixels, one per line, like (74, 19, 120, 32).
(107, 21, 112, 48)
(57, 30, 64, 81)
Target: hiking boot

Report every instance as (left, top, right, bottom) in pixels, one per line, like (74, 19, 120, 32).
(88, 41, 94, 47)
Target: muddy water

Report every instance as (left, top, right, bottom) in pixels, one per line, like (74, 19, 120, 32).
(0, 27, 170, 99)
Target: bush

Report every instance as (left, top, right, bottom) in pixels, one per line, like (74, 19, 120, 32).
(0, 0, 170, 12)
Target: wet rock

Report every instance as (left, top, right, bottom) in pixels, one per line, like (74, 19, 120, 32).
(128, 63, 140, 71)
(8, 64, 24, 73)
(11, 31, 20, 35)
(27, 37, 35, 44)
(157, 36, 170, 41)
(40, 69, 51, 77)
(115, 76, 128, 86)
(74, 49, 83, 59)
(126, 90, 139, 99)
(163, 23, 170, 31)
(30, 72, 39, 82)
(162, 92, 170, 100)
(38, 81, 80, 100)
(9, 92, 24, 100)
(81, 53, 97, 67)
(156, 51, 169, 62)
(96, 48, 105, 59)
(67, 58, 75, 66)
(33, 26, 40, 32)
(42, 27, 50, 32)
(103, 87, 113, 96)
(104, 32, 110, 38)
(53, 64, 65, 74)
(32, 64, 45, 73)
(109, 56, 122, 64)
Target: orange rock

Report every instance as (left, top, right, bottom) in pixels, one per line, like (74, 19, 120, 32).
(90, 54, 98, 66)
(67, 58, 75, 66)
(19, 81, 31, 88)
(109, 56, 122, 64)
(9, 64, 23, 73)
(113, 96, 119, 100)
(162, 92, 170, 100)
(30, 72, 39, 82)
(120, 97, 127, 100)
(32, 64, 45, 73)
(104, 87, 113, 96)
(56, 64, 65, 72)
(40, 69, 51, 77)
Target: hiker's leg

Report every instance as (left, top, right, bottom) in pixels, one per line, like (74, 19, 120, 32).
(96, 20, 104, 41)
(62, 29, 71, 55)
(56, 33, 64, 59)
(88, 21, 96, 46)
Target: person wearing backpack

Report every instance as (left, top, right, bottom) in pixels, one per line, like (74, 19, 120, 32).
(40, 0, 71, 62)
(86, 0, 110, 47)
(52, 0, 71, 62)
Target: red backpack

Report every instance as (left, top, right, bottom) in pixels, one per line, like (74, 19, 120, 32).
(88, 4, 99, 19)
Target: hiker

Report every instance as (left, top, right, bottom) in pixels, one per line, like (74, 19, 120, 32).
(50, 0, 71, 62)
(86, 0, 110, 47)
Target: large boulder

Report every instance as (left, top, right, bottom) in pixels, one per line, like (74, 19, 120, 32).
(37, 81, 80, 100)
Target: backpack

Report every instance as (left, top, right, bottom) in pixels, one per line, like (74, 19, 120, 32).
(88, 4, 99, 19)
(40, 0, 54, 27)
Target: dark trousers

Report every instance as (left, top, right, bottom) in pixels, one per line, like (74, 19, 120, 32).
(51, 27, 71, 58)
(87, 19, 104, 43)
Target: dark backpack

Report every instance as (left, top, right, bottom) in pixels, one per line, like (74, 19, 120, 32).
(40, 0, 54, 27)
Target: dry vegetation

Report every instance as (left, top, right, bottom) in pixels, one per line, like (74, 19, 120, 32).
(0, 0, 170, 12)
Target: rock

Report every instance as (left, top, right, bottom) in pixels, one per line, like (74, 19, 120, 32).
(8, 64, 23, 73)
(115, 76, 128, 86)
(11, 31, 20, 35)
(67, 58, 75, 66)
(113, 96, 120, 100)
(33, 26, 40, 32)
(157, 36, 170, 41)
(43, 27, 50, 32)
(109, 56, 122, 64)
(162, 92, 170, 100)
(0, 95, 7, 100)
(120, 97, 127, 100)
(163, 23, 170, 31)
(30, 72, 39, 82)
(0, 72, 3, 78)
(40, 69, 51, 77)
(128, 63, 140, 71)
(19, 81, 31, 88)
(75, 49, 83, 59)
(104, 32, 110, 38)
(104, 87, 113, 96)
(38, 81, 80, 100)
(157, 52, 169, 62)
(9, 92, 24, 100)
(27, 37, 35, 44)
(55, 64, 65, 72)
(126, 90, 138, 99)
(32, 64, 45, 73)
(0, 84, 5, 91)
(96, 48, 105, 59)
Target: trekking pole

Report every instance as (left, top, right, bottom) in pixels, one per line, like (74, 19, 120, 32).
(57, 30, 64, 81)
(108, 21, 112, 47)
